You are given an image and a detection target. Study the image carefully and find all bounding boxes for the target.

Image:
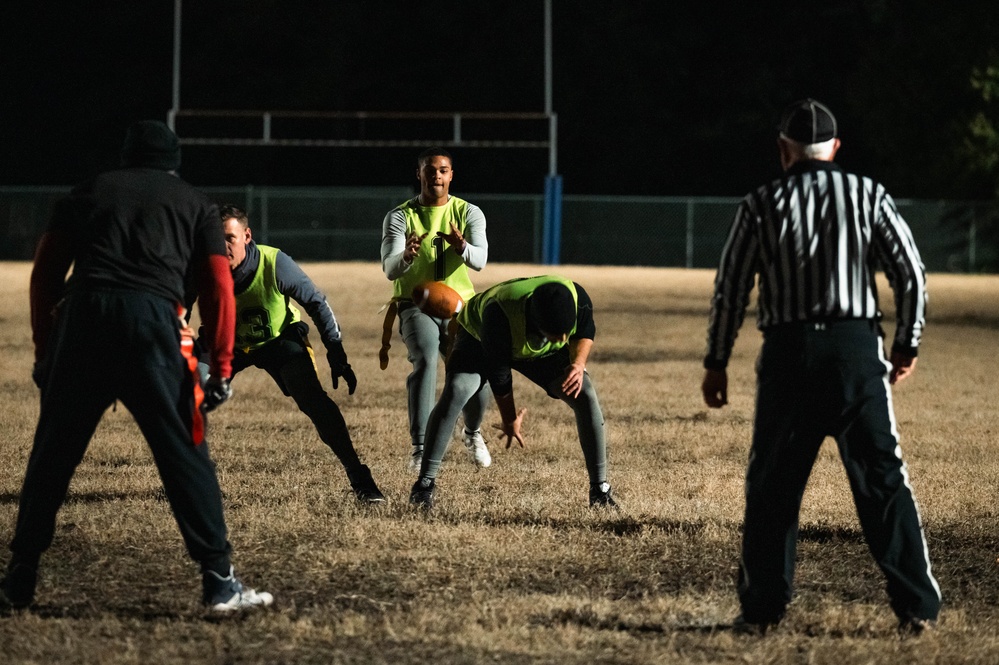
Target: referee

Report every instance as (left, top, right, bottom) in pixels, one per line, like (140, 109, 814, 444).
(702, 99, 941, 635)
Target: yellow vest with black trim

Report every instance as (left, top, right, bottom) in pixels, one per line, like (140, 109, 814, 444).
(458, 275, 577, 360)
(391, 196, 476, 302)
(234, 245, 301, 352)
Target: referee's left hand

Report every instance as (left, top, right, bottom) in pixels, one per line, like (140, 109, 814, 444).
(889, 352, 917, 385)
(702, 369, 728, 408)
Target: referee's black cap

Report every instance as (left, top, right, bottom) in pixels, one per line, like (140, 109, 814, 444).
(778, 99, 838, 144)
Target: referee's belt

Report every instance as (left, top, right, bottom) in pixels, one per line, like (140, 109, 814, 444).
(764, 318, 882, 334)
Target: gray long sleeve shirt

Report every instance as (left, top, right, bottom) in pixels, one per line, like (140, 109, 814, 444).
(232, 241, 343, 349)
(380, 196, 488, 281)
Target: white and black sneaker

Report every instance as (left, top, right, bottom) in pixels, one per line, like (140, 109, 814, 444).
(461, 429, 492, 468)
(589, 482, 618, 508)
(202, 566, 273, 614)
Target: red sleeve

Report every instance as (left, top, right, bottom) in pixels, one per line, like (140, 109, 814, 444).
(30, 230, 75, 362)
(197, 254, 236, 379)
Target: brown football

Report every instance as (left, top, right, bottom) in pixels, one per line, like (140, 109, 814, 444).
(412, 281, 465, 319)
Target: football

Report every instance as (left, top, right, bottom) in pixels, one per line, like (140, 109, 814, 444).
(412, 281, 464, 319)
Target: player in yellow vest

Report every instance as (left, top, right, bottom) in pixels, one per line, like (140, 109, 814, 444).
(220, 206, 384, 503)
(409, 276, 616, 510)
(380, 147, 491, 472)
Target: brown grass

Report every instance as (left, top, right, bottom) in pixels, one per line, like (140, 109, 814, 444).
(0, 261, 997, 664)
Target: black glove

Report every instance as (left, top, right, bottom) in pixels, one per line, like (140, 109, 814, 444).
(327, 342, 357, 395)
(203, 377, 233, 412)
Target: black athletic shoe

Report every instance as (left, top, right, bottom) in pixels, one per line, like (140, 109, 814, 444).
(347, 464, 386, 504)
(589, 482, 618, 508)
(732, 614, 781, 636)
(898, 616, 936, 638)
(409, 477, 436, 509)
(0, 562, 37, 610)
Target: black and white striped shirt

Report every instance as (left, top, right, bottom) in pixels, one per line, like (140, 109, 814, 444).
(705, 159, 927, 370)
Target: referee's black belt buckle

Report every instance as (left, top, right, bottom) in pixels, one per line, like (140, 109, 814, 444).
(768, 318, 879, 335)
(801, 318, 879, 333)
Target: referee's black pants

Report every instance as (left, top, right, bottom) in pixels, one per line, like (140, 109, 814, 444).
(232, 322, 362, 473)
(11, 290, 233, 577)
(739, 320, 941, 624)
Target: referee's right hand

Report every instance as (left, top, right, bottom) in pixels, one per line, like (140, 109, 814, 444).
(702, 369, 728, 408)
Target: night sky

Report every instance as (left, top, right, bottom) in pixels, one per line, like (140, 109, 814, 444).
(2, 2, 997, 198)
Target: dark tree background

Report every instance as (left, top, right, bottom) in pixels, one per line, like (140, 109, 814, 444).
(2, 1, 998, 200)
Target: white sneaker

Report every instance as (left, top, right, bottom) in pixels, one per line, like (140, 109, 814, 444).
(209, 586, 274, 613)
(203, 567, 274, 614)
(462, 429, 491, 468)
(408, 446, 424, 473)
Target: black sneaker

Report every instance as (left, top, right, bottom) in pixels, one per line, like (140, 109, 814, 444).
(589, 482, 618, 508)
(347, 464, 386, 504)
(898, 616, 936, 637)
(732, 614, 781, 636)
(0, 562, 38, 610)
(409, 476, 436, 509)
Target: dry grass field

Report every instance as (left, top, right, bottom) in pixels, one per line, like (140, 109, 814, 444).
(0, 260, 997, 664)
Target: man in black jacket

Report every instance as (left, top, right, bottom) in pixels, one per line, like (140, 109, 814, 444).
(1, 121, 272, 614)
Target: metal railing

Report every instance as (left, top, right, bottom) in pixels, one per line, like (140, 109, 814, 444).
(0, 186, 991, 272)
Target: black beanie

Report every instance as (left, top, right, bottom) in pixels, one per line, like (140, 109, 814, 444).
(121, 120, 181, 171)
(530, 281, 576, 335)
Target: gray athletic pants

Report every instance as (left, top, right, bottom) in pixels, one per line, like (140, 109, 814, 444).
(399, 304, 488, 446)
(418, 327, 608, 484)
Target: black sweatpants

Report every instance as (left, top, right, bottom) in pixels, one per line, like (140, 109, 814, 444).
(12, 289, 232, 575)
(231, 322, 361, 472)
(739, 320, 941, 623)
